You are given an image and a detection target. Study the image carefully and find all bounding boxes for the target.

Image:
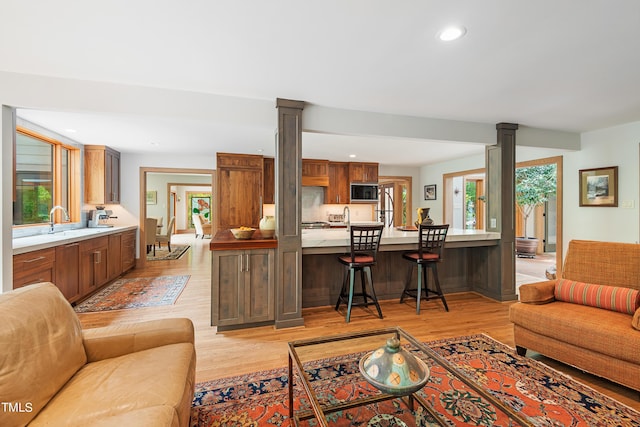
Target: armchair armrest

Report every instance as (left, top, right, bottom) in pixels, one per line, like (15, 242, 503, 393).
(82, 318, 194, 362)
(518, 280, 557, 304)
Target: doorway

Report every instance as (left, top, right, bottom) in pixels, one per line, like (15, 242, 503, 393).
(139, 167, 214, 269)
(378, 176, 412, 227)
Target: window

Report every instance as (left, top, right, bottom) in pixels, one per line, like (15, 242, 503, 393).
(13, 127, 80, 226)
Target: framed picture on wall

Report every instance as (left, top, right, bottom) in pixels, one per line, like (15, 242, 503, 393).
(424, 184, 437, 200)
(579, 166, 618, 207)
(187, 192, 212, 228)
(146, 190, 157, 205)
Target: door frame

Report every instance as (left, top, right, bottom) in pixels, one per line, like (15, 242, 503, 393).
(139, 167, 215, 269)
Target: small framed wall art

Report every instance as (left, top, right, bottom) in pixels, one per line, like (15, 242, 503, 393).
(579, 166, 618, 207)
(146, 190, 157, 205)
(424, 184, 437, 201)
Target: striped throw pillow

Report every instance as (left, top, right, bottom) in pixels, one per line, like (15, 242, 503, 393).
(554, 279, 640, 315)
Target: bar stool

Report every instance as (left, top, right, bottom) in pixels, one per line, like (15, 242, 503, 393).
(335, 224, 385, 323)
(400, 224, 449, 314)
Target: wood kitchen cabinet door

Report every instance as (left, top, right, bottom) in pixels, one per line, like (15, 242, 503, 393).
(121, 230, 136, 273)
(301, 159, 329, 186)
(349, 162, 379, 183)
(216, 153, 264, 230)
(327, 162, 349, 204)
(80, 237, 109, 296)
(108, 233, 122, 281)
(55, 243, 81, 302)
(263, 157, 275, 204)
(211, 248, 275, 328)
(85, 145, 121, 205)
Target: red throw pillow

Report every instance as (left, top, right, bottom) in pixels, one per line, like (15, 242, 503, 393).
(554, 279, 640, 315)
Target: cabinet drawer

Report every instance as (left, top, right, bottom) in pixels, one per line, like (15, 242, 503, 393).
(13, 248, 56, 275)
(13, 248, 56, 289)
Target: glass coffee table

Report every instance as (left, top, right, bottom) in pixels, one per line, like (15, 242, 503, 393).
(288, 327, 533, 427)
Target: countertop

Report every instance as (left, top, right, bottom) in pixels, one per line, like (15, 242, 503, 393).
(302, 227, 500, 252)
(210, 229, 278, 251)
(13, 225, 138, 255)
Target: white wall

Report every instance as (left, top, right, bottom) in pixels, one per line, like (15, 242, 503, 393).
(419, 153, 486, 224)
(563, 122, 640, 245)
(418, 120, 640, 255)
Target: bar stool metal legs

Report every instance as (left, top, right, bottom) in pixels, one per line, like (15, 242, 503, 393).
(336, 264, 383, 323)
(400, 224, 450, 314)
(400, 261, 449, 314)
(335, 224, 385, 323)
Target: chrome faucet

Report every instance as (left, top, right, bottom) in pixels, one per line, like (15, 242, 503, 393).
(343, 205, 351, 232)
(49, 205, 70, 233)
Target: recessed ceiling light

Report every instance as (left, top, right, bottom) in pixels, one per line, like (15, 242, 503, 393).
(349, 154, 356, 158)
(257, 149, 264, 153)
(438, 25, 467, 42)
(65, 128, 76, 133)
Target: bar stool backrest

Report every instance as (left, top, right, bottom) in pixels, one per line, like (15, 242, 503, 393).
(350, 224, 384, 260)
(418, 224, 449, 260)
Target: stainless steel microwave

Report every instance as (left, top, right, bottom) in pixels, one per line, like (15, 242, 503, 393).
(350, 183, 379, 202)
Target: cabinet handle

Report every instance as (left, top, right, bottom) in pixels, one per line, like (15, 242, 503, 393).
(23, 256, 46, 264)
(245, 254, 250, 271)
(239, 254, 243, 272)
(94, 251, 101, 264)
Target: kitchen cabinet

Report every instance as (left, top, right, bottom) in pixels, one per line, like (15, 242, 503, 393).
(349, 162, 379, 183)
(85, 145, 121, 205)
(216, 153, 264, 229)
(80, 236, 109, 296)
(121, 229, 136, 273)
(263, 157, 275, 204)
(211, 248, 275, 329)
(326, 162, 350, 204)
(13, 248, 56, 289)
(55, 243, 81, 302)
(302, 159, 329, 186)
(108, 233, 122, 281)
(13, 228, 136, 302)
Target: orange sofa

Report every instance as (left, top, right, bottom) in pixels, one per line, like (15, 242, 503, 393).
(510, 240, 640, 391)
(0, 282, 196, 427)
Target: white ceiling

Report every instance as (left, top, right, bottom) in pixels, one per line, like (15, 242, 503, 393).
(4, 1, 640, 165)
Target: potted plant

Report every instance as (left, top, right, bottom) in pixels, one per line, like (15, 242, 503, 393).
(515, 164, 556, 257)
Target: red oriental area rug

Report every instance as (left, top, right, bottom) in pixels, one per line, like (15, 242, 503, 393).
(74, 275, 189, 313)
(191, 334, 640, 427)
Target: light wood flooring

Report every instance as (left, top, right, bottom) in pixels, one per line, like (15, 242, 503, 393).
(76, 234, 639, 410)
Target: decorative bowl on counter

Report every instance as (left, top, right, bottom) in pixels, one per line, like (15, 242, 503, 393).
(230, 227, 256, 240)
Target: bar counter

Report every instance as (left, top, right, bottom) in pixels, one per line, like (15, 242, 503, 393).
(301, 227, 503, 308)
(209, 229, 278, 251)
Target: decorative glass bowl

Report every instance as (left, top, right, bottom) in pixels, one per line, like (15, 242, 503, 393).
(359, 335, 430, 396)
(230, 228, 256, 240)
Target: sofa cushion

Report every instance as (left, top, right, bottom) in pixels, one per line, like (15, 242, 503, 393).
(29, 342, 195, 427)
(554, 278, 640, 314)
(633, 309, 640, 331)
(510, 301, 640, 365)
(0, 283, 87, 427)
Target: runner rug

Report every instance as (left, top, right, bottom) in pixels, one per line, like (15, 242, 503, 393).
(74, 275, 189, 313)
(147, 244, 190, 261)
(191, 334, 639, 427)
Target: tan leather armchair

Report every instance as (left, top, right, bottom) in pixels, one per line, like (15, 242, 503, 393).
(0, 282, 196, 427)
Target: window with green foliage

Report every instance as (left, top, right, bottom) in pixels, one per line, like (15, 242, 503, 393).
(13, 128, 79, 226)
